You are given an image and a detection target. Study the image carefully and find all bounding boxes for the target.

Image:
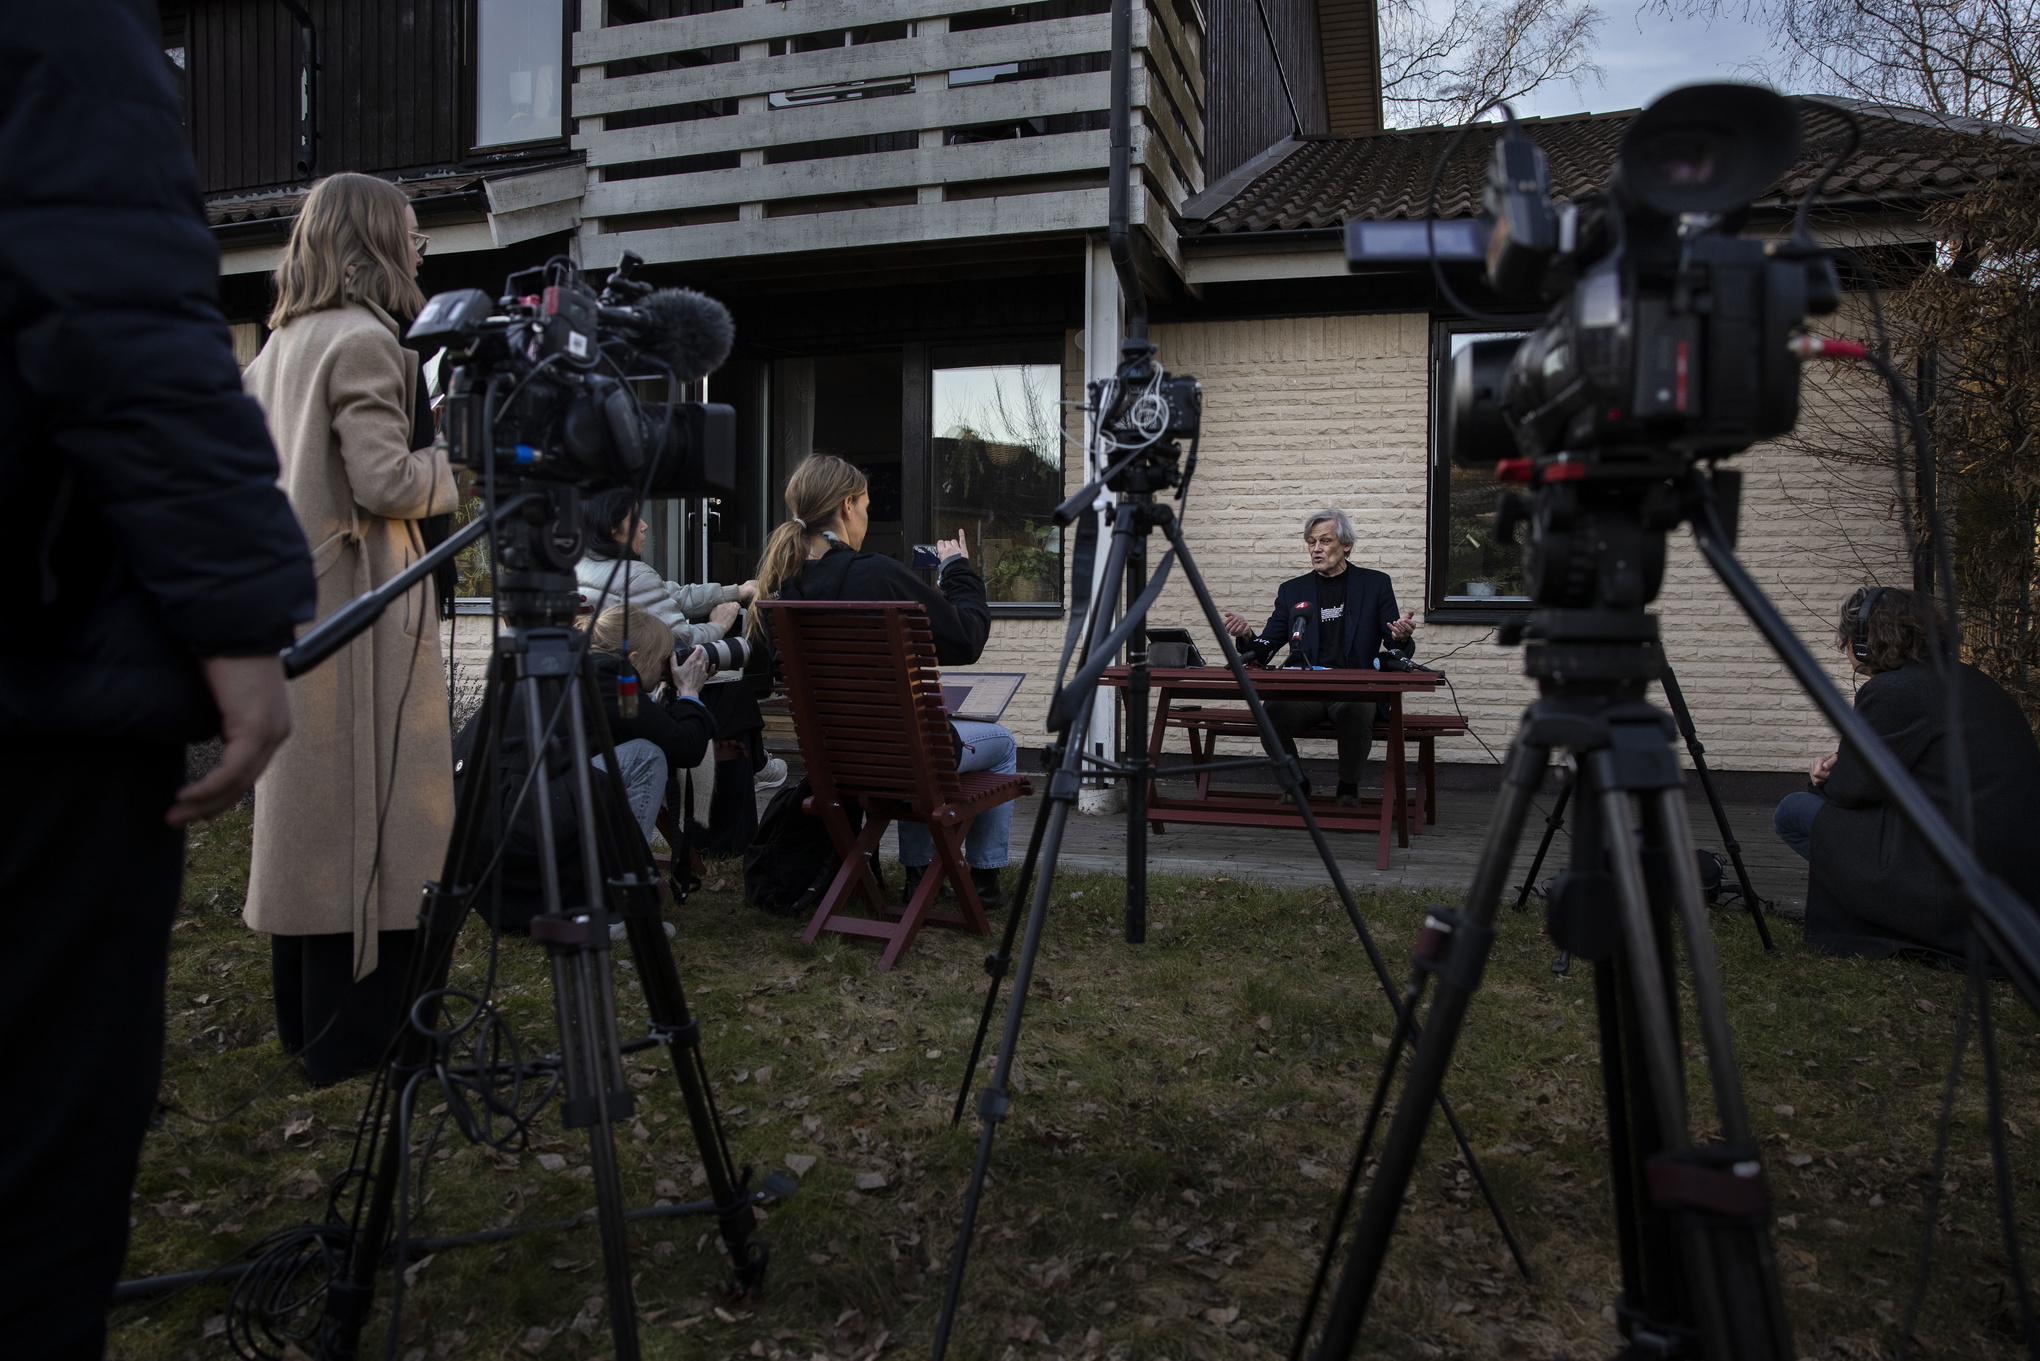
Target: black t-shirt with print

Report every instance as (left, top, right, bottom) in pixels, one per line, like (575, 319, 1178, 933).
(1316, 567, 1350, 666)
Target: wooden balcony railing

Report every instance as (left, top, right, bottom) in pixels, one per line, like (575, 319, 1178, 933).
(571, 0, 1203, 267)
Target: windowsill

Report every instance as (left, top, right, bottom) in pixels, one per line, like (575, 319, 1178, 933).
(989, 602, 1065, 619)
(453, 597, 495, 616)
(1424, 603, 1531, 626)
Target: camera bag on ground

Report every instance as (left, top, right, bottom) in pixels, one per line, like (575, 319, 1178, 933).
(744, 778, 883, 918)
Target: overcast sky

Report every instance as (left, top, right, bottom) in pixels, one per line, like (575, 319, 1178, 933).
(1506, 3, 1788, 120)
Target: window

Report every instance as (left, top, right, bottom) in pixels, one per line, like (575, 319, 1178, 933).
(1428, 325, 1533, 616)
(930, 352, 1064, 607)
(476, 0, 565, 148)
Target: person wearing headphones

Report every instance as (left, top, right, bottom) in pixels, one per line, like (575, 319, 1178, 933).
(1778, 586, 2040, 960)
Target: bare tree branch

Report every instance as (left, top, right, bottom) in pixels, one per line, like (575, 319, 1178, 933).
(1660, 0, 2040, 127)
(1382, 0, 1605, 126)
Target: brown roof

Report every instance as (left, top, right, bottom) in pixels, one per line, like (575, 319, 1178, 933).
(1186, 99, 2038, 235)
(205, 173, 488, 228)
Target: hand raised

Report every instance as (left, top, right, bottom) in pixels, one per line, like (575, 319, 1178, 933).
(1388, 608, 1416, 641)
(935, 527, 969, 561)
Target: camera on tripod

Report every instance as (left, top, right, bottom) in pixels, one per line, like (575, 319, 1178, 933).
(404, 252, 737, 498)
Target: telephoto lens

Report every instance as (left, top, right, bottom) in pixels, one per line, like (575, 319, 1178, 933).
(683, 635, 751, 675)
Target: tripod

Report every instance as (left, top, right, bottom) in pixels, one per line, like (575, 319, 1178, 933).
(1513, 659, 1775, 974)
(1300, 459, 1804, 1361)
(928, 336, 1529, 1357)
(276, 482, 772, 1361)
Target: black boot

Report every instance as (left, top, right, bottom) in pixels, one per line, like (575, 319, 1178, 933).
(970, 866, 1006, 910)
(902, 862, 926, 904)
(1336, 780, 1360, 807)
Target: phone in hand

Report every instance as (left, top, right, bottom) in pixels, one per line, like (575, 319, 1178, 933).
(912, 544, 940, 570)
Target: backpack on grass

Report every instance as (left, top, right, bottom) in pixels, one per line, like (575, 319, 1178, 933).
(744, 779, 883, 918)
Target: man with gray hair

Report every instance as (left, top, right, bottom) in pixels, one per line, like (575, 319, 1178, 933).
(1223, 508, 1416, 805)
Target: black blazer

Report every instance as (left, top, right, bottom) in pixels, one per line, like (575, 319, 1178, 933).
(1253, 566, 1403, 668)
(1808, 661, 2040, 959)
(772, 545, 990, 666)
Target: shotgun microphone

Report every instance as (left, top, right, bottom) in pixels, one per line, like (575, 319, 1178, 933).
(599, 288, 734, 383)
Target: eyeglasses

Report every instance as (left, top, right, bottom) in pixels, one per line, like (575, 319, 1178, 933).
(410, 231, 430, 253)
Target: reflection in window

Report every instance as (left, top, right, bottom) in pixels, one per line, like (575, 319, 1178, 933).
(931, 364, 1063, 605)
(1437, 331, 1530, 605)
(477, 0, 564, 147)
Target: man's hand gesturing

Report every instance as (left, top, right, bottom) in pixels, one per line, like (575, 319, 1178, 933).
(1222, 610, 1255, 639)
(1388, 608, 1416, 642)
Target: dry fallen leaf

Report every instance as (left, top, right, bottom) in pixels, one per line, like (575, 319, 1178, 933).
(854, 1171, 888, 1191)
(785, 1154, 818, 1177)
(1204, 1305, 1240, 1325)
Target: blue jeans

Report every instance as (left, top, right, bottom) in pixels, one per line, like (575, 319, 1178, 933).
(1774, 789, 1825, 862)
(592, 738, 668, 840)
(897, 720, 1017, 869)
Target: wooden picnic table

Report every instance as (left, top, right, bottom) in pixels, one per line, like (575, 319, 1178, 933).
(1100, 666, 1447, 871)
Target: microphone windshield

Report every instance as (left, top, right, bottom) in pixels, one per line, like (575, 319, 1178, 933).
(633, 288, 734, 383)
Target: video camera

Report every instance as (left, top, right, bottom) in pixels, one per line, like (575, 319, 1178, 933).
(1351, 84, 1841, 470)
(404, 252, 737, 498)
(1348, 83, 1842, 614)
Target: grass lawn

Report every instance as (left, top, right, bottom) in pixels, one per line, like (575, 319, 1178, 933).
(115, 806, 2037, 1360)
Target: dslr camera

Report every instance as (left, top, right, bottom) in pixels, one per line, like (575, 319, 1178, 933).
(404, 252, 737, 498)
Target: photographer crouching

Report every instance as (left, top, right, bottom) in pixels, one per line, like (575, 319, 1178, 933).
(0, 7, 315, 1355)
(1222, 508, 1416, 805)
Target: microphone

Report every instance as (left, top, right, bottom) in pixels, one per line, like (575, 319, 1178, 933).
(1289, 599, 1312, 647)
(601, 288, 735, 383)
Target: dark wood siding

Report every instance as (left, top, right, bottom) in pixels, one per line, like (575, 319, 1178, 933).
(170, 0, 473, 195)
(1202, 0, 1328, 182)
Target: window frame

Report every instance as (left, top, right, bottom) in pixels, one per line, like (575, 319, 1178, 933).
(1425, 317, 1542, 624)
(468, 0, 574, 155)
(927, 339, 1068, 619)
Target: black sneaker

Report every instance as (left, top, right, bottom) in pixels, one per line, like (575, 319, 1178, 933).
(970, 867, 1006, 910)
(1336, 781, 1360, 807)
(902, 862, 926, 904)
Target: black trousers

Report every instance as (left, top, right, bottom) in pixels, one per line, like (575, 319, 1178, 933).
(270, 929, 421, 1087)
(0, 739, 185, 1361)
(1264, 699, 1379, 784)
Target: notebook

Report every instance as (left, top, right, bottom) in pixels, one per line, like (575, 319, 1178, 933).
(936, 672, 1025, 723)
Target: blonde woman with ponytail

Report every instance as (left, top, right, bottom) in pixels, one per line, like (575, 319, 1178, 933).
(764, 455, 1016, 906)
(241, 172, 458, 1085)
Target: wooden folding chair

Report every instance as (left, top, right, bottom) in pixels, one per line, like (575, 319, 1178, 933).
(759, 601, 1032, 971)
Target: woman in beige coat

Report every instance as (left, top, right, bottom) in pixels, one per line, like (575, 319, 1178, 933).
(243, 173, 458, 1085)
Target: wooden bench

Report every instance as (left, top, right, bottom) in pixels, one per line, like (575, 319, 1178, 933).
(759, 601, 1032, 971)
(1163, 707, 1467, 829)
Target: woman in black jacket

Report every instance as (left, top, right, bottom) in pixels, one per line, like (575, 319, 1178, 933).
(756, 455, 1013, 905)
(1775, 586, 2040, 960)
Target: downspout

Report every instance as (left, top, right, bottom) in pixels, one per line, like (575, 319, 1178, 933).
(1108, 0, 1147, 341)
(274, 0, 319, 178)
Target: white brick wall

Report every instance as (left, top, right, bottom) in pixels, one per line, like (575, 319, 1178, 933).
(969, 312, 1900, 772)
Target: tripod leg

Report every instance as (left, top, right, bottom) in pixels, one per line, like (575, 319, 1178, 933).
(1659, 664, 1773, 949)
(1164, 516, 1531, 1280)
(1126, 523, 1149, 943)
(1596, 765, 1794, 1361)
(579, 670, 768, 1293)
(952, 788, 1054, 1127)
(1305, 739, 1547, 1359)
(317, 653, 520, 1361)
(932, 753, 1086, 1361)
(546, 682, 641, 1361)
(1513, 770, 1572, 912)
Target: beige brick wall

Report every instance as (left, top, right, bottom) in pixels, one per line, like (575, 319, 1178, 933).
(969, 312, 1900, 772)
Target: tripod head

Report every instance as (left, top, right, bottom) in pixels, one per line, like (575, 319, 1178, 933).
(489, 479, 589, 631)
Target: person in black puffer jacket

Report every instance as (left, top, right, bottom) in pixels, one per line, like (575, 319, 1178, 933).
(0, 6, 317, 1354)
(1774, 586, 2040, 962)
(754, 454, 1013, 906)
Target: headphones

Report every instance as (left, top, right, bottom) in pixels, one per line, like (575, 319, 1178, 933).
(1851, 586, 1886, 663)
